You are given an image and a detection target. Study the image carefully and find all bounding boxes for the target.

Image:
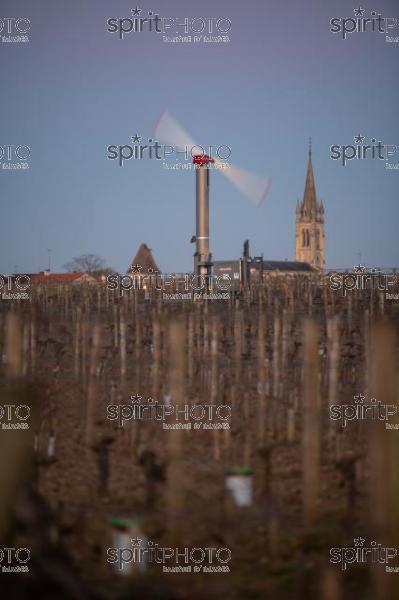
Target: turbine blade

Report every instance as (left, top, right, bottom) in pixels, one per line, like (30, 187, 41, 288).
(153, 111, 271, 205)
(213, 158, 271, 206)
(153, 111, 197, 151)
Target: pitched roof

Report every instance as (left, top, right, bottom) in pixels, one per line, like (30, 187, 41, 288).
(262, 260, 314, 272)
(214, 260, 315, 272)
(128, 243, 160, 273)
(30, 272, 94, 284)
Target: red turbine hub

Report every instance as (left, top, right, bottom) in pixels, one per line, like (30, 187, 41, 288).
(192, 154, 214, 166)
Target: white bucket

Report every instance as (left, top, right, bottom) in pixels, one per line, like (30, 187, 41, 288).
(110, 521, 147, 576)
(225, 470, 253, 507)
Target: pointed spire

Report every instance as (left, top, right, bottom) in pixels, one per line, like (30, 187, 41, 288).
(127, 243, 160, 274)
(303, 138, 317, 215)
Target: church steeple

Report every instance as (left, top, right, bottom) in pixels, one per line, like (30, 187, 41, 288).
(303, 137, 317, 216)
(295, 141, 325, 270)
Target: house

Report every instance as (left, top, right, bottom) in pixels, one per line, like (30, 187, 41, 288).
(29, 271, 97, 284)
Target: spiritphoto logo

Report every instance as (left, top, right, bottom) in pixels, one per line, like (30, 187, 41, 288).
(161, 290, 231, 301)
(330, 537, 398, 573)
(107, 7, 231, 44)
(0, 403, 30, 430)
(330, 135, 398, 169)
(107, 537, 231, 573)
(330, 394, 398, 429)
(107, 134, 231, 167)
(162, 161, 231, 172)
(0, 275, 30, 301)
(106, 271, 232, 300)
(107, 394, 231, 430)
(0, 145, 30, 171)
(329, 265, 397, 297)
(330, 8, 398, 42)
(0, 547, 30, 573)
(0, 17, 30, 43)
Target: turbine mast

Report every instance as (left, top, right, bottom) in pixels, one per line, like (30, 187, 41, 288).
(193, 154, 214, 278)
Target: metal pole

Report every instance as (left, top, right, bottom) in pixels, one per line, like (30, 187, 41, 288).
(194, 163, 212, 278)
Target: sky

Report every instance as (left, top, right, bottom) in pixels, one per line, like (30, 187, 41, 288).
(1, 0, 398, 274)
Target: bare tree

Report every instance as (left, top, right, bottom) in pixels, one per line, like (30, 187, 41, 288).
(63, 254, 108, 273)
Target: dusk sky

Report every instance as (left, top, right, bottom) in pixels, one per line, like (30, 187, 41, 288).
(1, 0, 398, 274)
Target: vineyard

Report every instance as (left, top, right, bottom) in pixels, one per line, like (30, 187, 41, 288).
(1, 275, 398, 599)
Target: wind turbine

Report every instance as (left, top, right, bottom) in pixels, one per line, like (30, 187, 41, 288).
(153, 111, 271, 278)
